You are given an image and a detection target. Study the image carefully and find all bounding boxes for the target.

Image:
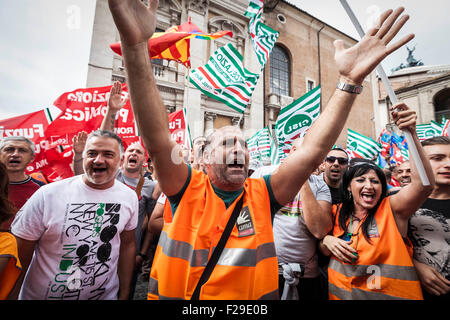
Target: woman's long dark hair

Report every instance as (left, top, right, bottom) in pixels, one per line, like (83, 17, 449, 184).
(0, 162, 16, 225)
(338, 161, 388, 243)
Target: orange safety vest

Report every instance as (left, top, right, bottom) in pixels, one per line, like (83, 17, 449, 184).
(328, 197, 423, 300)
(30, 171, 48, 184)
(148, 169, 279, 300)
(0, 232, 22, 300)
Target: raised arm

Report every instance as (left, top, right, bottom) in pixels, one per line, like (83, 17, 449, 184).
(300, 181, 332, 239)
(389, 103, 435, 236)
(100, 81, 127, 132)
(71, 131, 88, 175)
(108, 0, 188, 196)
(271, 7, 415, 205)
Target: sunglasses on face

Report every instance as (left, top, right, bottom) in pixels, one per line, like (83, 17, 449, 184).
(325, 156, 348, 165)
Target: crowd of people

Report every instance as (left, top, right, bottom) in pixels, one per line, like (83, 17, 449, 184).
(0, 0, 449, 301)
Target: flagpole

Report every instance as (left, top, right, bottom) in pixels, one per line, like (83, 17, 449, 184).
(339, 0, 430, 186)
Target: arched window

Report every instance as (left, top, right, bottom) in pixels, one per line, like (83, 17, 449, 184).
(434, 88, 450, 123)
(269, 45, 290, 97)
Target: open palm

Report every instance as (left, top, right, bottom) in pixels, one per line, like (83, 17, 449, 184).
(108, 0, 159, 46)
(335, 7, 414, 84)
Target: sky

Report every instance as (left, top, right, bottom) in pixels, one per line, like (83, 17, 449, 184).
(0, 0, 449, 120)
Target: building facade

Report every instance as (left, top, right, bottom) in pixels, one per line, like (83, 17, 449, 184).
(377, 63, 450, 133)
(86, 0, 379, 146)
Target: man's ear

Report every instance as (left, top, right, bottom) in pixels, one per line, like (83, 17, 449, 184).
(119, 154, 125, 167)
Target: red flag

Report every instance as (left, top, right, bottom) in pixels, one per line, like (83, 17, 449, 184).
(0, 109, 70, 182)
(168, 108, 191, 149)
(0, 108, 53, 142)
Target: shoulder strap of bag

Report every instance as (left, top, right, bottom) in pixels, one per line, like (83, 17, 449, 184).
(135, 175, 145, 197)
(191, 194, 245, 300)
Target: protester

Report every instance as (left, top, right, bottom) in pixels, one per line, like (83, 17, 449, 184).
(0, 162, 21, 300)
(0, 136, 45, 228)
(10, 130, 138, 300)
(393, 160, 412, 187)
(252, 138, 332, 300)
(322, 147, 349, 204)
(408, 136, 450, 300)
(94, 83, 160, 299)
(108, 0, 415, 299)
(319, 103, 435, 300)
(190, 136, 206, 172)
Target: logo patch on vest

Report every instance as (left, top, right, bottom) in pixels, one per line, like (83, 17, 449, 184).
(236, 206, 255, 237)
(367, 218, 380, 238)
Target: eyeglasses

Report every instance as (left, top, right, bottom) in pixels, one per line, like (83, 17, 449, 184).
(325, 156, 348, 165)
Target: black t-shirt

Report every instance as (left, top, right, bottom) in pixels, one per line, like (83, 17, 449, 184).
(408, 197, 450, 300)
(328, 186, 342, 205)
(420, 198, 450, 218)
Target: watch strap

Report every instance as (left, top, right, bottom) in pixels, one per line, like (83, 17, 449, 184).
(336, 82, 363, 94)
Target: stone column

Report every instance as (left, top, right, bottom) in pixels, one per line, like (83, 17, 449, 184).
(204, 112, 216, 137)
(184, 0, 210, 141)
(86, 0, 116, 87)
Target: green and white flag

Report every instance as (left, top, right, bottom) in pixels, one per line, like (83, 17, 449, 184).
(247, 127, 271, 163)
(189, 43, 259, 114)
(416, 123, 438, 141)
(346, 128, 382, 160)
(244, 0, 264, 18)
(248, 5, 279, 67)
(274, 86, 321, 161)
(431, 120, 444, 134)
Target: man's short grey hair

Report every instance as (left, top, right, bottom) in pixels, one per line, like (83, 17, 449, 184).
(85, 130, 124, 156)
(0, 136, 35, 156)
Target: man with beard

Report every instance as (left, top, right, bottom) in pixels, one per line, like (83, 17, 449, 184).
(408, 136, 450, 300)
(11, 130, 138, 299)
(108, 0, 415, 299)
(322, 148, 349, 204)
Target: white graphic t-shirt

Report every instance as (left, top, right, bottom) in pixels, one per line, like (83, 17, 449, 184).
(11, 175, 138, 300)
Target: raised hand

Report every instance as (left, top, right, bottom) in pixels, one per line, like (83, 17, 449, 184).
(72, 131, 88, 155)
(391, 102, 417, 133)
(108, 81, 127, 113)
(108, 0, 159, 46)
(334, 7, 414, 85)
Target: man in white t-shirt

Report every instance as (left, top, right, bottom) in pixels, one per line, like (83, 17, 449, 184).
(11, 130, 138, 300)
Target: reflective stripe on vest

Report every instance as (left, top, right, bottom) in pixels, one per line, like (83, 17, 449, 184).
(148, 276, 279, 300)
(329, 258, 419, 282)
(329, 282, 408, 300)
(149, 170, 279, 300)
(158, 230, 276, 268)
(327, 197, 423, 300)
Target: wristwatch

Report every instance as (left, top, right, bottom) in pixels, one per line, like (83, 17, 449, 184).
(336, 82, 363, 94)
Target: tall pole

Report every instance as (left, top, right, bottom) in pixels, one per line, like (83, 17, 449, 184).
(339, 0, 430, 186)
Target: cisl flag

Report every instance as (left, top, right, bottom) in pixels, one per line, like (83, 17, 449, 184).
(346, 128, 381, 160)
(274, 86, 321, 161)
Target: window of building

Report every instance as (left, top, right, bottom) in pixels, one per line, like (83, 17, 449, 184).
(434, 88, 450, 123)
(270, 46, 290, 97)
(306, 78, 316, 92)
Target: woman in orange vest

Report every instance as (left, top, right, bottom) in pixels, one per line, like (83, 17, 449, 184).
(0, 162, 22, 300)
(319, 103, 435, 300)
